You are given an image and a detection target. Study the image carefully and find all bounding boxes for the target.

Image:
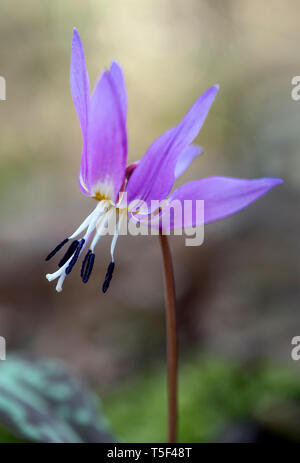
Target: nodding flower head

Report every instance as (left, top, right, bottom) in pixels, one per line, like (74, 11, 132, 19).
(45, 28, 283, 294)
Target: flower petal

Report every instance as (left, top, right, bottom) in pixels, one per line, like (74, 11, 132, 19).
(85, 61, 128, 201)
(161, 176, 283, 229)
(125, 85, 219, 205)
(70, 28, 89, 142)
(70, 28, 90, 195)
(109, 60, 127, 123)
(175, 144, 203, 179)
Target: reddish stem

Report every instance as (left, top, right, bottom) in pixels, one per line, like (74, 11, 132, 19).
(159, 233, 178, 443)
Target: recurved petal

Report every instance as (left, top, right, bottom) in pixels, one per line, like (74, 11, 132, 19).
(125, 85, 219, 205)
(109, 61, 127, 122)
(70, 29, 90, 189)
(175, 144, 203, 179)
(70, 28, 89, 137)
(160, 176, 283, 230)
(85, 62, 128, 201)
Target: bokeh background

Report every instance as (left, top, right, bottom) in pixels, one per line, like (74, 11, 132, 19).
(0, 0, 300, 442)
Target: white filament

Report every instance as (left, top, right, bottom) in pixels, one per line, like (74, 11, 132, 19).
(110, 213, 123, 262)
(90, 208, 113, 252)
(69, 202, 106, 239)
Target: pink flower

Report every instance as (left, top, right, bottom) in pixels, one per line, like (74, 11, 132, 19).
(45, 29, 282, 293)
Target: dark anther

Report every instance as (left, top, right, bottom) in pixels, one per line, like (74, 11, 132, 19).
(58, 240, 79, 267)
(65, 239, 85, 275)
(80, 250, 91, 277)
(45, 238, 69, 261)
(82, 253, 95, 283)
(102, 261, 115, 293)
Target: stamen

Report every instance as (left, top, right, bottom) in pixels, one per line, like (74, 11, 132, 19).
(102, 262, 115, 293)
(82, 253, 95, 283)
(45, 238, 69, 261)
(68, 204, 103, 240)
(45, 200, 115, 293)
(90, 211, 112, 252)
(58, 240, 79, 267)
(110, 219, 121, 261)
(65, 238, 85, 275)
(80, 249, 91, 277)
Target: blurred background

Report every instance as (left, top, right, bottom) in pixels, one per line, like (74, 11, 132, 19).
(0, 0, 300, 442)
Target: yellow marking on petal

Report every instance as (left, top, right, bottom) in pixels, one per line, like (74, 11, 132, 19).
(92, 178, 115, 203)
(93, 191, 110, 202)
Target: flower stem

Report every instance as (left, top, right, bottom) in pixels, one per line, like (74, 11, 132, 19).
(159, 233, 178, 443)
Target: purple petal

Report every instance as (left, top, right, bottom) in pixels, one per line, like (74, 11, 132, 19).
(125, 85, 219, 205)
(109, 61, 127, 122)
(70, 29, 90, 195)
(161, 176, 283, 229)
(86, 61, 128, 201)
(175, 144, 203, 179)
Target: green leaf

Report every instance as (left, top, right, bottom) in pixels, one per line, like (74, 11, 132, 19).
(0, 355, 115, 443)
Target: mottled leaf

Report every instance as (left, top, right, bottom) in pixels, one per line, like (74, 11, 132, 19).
(0, 355, 115, 443)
